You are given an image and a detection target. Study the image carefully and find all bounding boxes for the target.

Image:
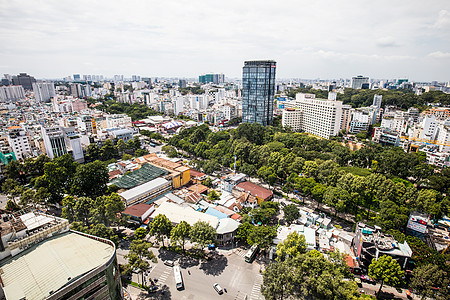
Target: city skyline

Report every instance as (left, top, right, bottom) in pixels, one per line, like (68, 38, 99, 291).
(1, 0, 449, 81)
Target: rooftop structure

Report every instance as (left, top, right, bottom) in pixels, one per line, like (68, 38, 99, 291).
(233, 181, 273, 202)
(110, 163, 169, 189)
(121, 203, 154, 222)
(352, 223, 412, 269)
(0, 210, 122, 300)
(118, 177, 172, 206)
(273, 225, 316, 251)
(150, 201, 219, 228)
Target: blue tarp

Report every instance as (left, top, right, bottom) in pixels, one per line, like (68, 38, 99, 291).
(204, 206, 228, 219)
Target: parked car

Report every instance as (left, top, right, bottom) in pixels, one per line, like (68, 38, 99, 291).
(213, 283, 224, 295)
(164, 260, 174, 267)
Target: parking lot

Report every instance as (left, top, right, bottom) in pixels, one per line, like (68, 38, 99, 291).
(121, 244, 264, 300)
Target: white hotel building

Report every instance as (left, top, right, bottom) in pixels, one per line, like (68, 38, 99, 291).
(283, 93, 343, 139)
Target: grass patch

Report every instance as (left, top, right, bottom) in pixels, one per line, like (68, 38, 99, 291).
(339, 166, 372, 177)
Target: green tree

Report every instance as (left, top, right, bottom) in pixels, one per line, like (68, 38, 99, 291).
(62, 195, 77, 222)
(276, 231, 307, 261)
(71, 160, 109, 198)
(202, 177, 213, 187)
(19, 188, 36, 207)
(149, 214, 173, 247)
(162, 145, 178, 157)
(207, 190, 220, 201)
(89, 223, 119, 246)
(236, 222, 254, 243)
(89, 193, 125, 226)
(125, 239, 157, 285)
(261, 259, 297, 300)
(134, 227, 148, 240)
(190, 221, 217, 250)
(410, 264, 449, 300)
(116, 139, 128, 155)
(170, 221, 191, 251)
(74, 197, 93, 226)
(283, 204, 300, 225)
(122, 153, 133, 161)
(86, 143, 101, 161)
(368, 255, 404, 298)
(5, 160, 23, 182)
(101, 140, 118, 160)
(5, 199, 20, 211)
(247, 225, 276, 251)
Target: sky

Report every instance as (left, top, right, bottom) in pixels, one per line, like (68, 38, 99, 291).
(0, 0, 449, 81)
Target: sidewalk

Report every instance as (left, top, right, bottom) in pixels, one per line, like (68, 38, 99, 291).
(360, 282, 418, 299)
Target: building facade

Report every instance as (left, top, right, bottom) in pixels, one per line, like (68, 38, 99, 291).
(242, 60, 276, 126)
(7, 126, 31, 160)
(0, 86, 25, 102)
(284, 93, 343, 139)
(351, 75, 369, 89)
(33, 82, 56, 102)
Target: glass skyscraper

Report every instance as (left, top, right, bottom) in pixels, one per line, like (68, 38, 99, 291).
(242, 60, 276, 126)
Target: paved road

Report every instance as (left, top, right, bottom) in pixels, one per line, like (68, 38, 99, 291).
(121, 246, 264, 300)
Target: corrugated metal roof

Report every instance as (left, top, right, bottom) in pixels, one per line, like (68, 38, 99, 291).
(0, 232, 114, 300)
(119, 177, 170, 203)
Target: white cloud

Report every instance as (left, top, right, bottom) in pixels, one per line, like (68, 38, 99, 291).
(433, 10, 450, 28)
(0, 0, 449, 81)
(428, 51, 450, 59)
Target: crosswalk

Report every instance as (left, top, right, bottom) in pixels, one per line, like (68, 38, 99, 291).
(156, 255, 182, 286)
(234, 249, 247, 257)
(249, 274, 263, 300)
(158, 266, 172, 285)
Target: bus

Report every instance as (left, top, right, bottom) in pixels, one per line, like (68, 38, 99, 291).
(244, 244, 259, 263)
(173, 266, 183, 290)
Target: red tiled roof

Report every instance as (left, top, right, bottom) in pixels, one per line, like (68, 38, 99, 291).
(121, 203, 153, 218)
(235, 182, 273, 200)
(231, 213, 243, 221)
(344, 255, 356, 268)
(190, 169, 206, 178)
(109, 169, 122, 179)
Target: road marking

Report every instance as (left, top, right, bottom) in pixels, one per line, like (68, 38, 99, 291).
(158, 268, 172, 284)
(250, 275, 263, 300)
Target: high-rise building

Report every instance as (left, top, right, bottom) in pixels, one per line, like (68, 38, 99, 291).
(199, 73, 225, 84)
(41, 126, 86, 162)
(69, 83, 91, 98)
(242, 60, 276, 126)
(179, 79, 187, 88)
(351, 75, 369, 89)
(372, 94, 382, 109)
(113, 75, 124, 82)
(189, 95, 208, 110)
(281, 108, 302, 131)
(282, 93, 343, 138)
(73, 74, 81, 81)
(11, 73, 36, 90)
(341, 105, 354, 132)
(33, 82, 56, 102)
(41, 126, 68, 159)
(0, 85, 25, 102)
(173, 96, 185, 115)
(7, 126, 31, 160)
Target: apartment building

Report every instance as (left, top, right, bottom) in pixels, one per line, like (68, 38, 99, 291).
(283, 93, 343, 139)
(7, 126, 32, 160)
